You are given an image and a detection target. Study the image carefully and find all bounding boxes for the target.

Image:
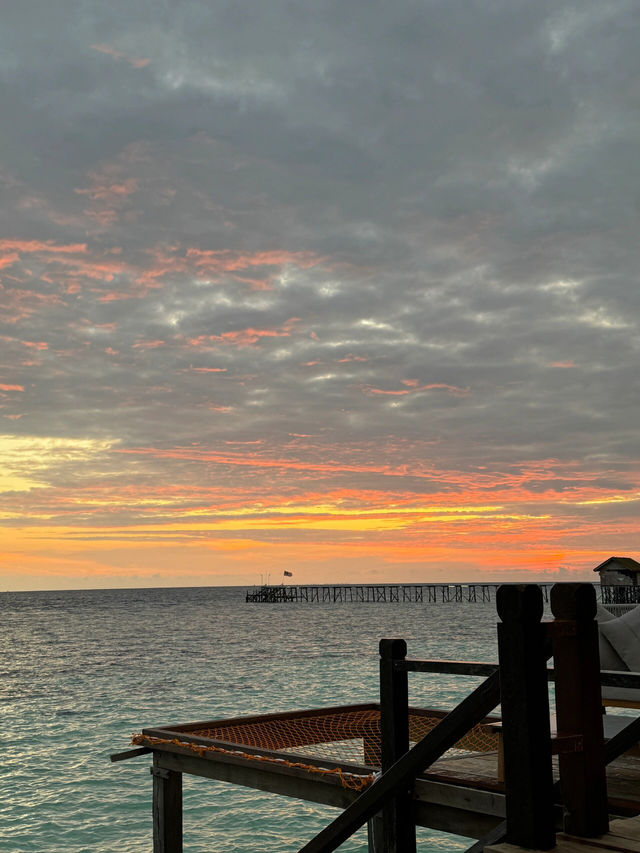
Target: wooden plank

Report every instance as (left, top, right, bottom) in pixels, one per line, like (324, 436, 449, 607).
(156, 751, 356, 809)
(137, 735, 378, 786)
(154, 750, 509, 837)
(555, 837, 640, 853)
(110, 746, 151, 762)
(150, 737, 508, 815)
(605, 717, 640, 765)
(486, 817, 640, 853)
(414, 802, 501, 839)
(464, 819, 507, 853)
(609, 816, 640, 840)
(415, 777, 505, 818)
(152, 758, 182, 853)
(397, 660, 499, 676)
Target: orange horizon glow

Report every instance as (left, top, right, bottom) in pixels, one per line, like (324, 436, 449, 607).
(1, 433, 637, 591)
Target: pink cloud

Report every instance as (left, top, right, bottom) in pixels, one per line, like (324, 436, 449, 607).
(21, 341, 48, 350)
(90, 44, 150, 68)
(98, 290, 134, 302)
(362, 382, 470, 397)
(132, 340, 166, 350)
(189, 366, 227, 373)
(0, 239, 87, 254)
(136, 245, 325, 286)
(185, 247, 322, 271)
(0, 253, 19, 269)
(184, 318, 300, 349)
(76, 177, 138, 202)
(0, 288, 65, 323)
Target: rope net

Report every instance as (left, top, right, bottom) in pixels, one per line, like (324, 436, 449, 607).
(132, 707, 498, 790)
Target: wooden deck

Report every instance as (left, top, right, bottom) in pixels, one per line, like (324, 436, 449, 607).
(114, 583, 640, 853)
(127, 723, 640, 841)
(487, 815, 640, 853)
(425, 749, 640, 817)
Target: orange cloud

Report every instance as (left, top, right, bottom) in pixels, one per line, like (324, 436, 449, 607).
(2, 459, 637, 589)
(184, 318, 300, 348)
(132, 340, 166, 349)
(362, 382, 470, 397)
(90, 44, 150, 68)
(21, 340, 49, 350)
(188, 366, 227, 373)
(0, 239, 87, 255)
(0, 252, 19, 269)
(76, 177, 138, 202)
(137, 245, 324, 286)
(0, 384, 24, 391)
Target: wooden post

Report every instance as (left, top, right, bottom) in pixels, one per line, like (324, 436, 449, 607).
(550, 583, 609, 837)
(376, 638, 416, 853)
(152, 756, 183, 853)
(497, 584, 555, 850)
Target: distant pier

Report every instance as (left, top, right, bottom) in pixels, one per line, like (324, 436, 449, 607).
(245, 582, 554, 604)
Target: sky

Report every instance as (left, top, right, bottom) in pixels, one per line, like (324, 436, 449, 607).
(1, 0, 639, 590)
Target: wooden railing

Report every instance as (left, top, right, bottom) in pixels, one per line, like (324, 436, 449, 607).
(601, 585, 640, 605)
(298, 583, 640, 853)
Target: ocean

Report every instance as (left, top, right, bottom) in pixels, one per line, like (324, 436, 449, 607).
(1, 586, 505, 852)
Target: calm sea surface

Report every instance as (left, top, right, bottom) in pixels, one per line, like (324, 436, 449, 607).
(2, 586, 508, 853)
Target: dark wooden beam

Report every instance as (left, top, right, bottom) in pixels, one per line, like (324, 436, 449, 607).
(396, 660, 499, 676)
(152, 757, 182, 853)
(379, 638, 416, 853)
(550, 583, 609, 838)
(497, 584, 555, 851)
(110, 746, 151, 762)
(604, 716, 640, 765)
(153, 748, 508, 838)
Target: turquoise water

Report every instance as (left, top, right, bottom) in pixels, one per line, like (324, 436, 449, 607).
(1, 587, 503, 852)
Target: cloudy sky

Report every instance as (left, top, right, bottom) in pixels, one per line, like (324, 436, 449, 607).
(1, 0, 639, 590)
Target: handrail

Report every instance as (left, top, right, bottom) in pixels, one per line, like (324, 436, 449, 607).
(297, 671, 501, 853)
(604, 715, 640, 764)
(396, 659, 498, 676)
(396, 658, 640, 688)
(299, 592, 639, 853)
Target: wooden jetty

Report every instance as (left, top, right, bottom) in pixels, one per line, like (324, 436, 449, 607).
(487, 815, 640, 853)
(245, 582, 555, 604)
(112, 583, 640, 852)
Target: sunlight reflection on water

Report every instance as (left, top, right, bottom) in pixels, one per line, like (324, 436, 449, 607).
(2, 587, 511, 852)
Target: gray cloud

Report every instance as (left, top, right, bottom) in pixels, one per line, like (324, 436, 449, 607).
(1, 0, 639, 582)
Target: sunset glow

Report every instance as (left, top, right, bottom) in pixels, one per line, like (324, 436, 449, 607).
(2, 2, 639, 589)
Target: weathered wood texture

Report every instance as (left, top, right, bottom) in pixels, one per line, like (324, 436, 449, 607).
(152, 758, 182, 853)
(486, 813, 640, 853)
(378, 638, 416, 853)
(550, 583, 609, 838)
(154, 748, 508, 837)
(497, 584, 555, 851)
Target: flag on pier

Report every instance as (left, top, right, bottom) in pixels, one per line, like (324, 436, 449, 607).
(283, 570, 293, 577)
